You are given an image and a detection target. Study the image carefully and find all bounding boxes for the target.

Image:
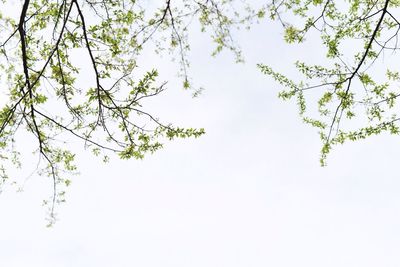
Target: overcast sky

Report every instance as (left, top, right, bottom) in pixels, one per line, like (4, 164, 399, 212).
(1, 2, 400, 267)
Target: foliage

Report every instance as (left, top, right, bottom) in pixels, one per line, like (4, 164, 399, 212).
(0, 0, 262, 224)
(5, 0, 400, 223)
(259, 0, 400, 165)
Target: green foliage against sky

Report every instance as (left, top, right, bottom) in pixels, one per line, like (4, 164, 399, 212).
(0, 0, 262, 224)
(259, 0, 400, 165)
(2, 0, 400, 223)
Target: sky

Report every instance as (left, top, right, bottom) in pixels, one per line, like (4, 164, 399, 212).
(1, 2, 400, 267)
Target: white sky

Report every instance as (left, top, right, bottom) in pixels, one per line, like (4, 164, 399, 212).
(1, 2, 400, 267)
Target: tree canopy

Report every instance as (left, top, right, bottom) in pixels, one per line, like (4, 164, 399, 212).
(2, 0, 400, 223)
(259, 0, 400, 164)
(0, 0, 262, 223)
